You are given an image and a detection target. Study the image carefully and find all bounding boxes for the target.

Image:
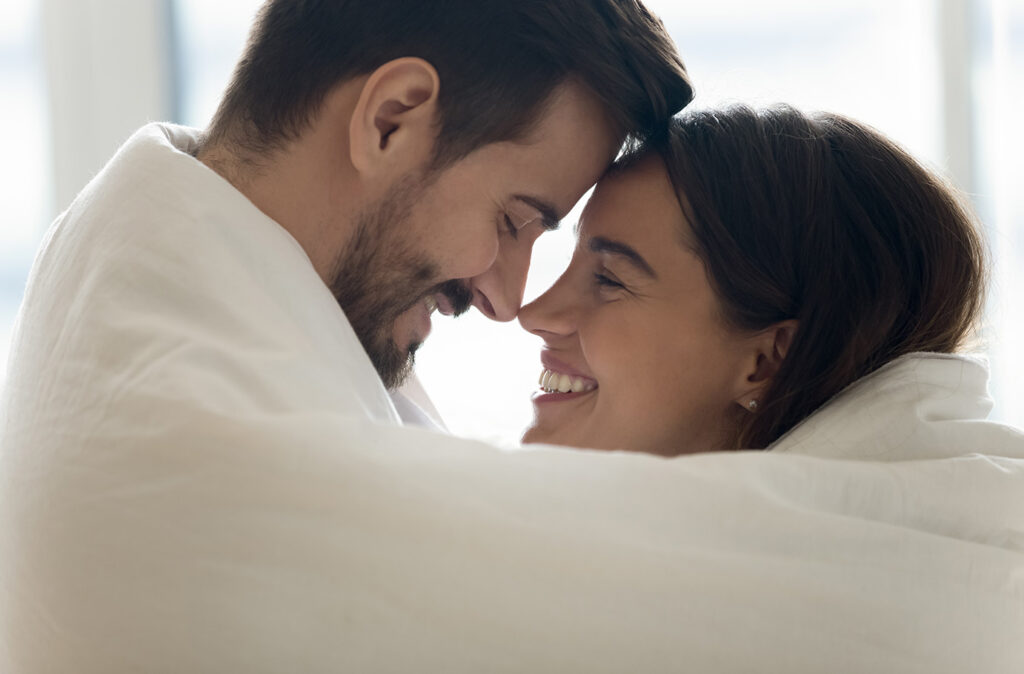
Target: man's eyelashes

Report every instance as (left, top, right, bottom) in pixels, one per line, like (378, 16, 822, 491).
(503, 213, 519, 240)
(593, 272, 624, 290)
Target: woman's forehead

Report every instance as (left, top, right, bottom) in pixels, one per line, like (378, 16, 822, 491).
(577, 154, 686, 245)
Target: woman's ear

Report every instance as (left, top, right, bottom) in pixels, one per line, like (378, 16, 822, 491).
(349, 57, 440, 178)
(734, 319, 798, 411)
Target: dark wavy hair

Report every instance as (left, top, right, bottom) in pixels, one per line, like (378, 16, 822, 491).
(204, 0, 693, 167)
(646, 105, 987, 449)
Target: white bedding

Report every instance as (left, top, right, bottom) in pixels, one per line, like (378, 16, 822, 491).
(1, 124, 1022, 672)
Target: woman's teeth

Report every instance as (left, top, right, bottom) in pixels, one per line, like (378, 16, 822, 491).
(425, 296, 438, 314)
(538, 369, 596, 394)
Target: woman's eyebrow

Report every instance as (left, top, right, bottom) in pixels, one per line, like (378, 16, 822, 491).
(512, 194, 560, 230)
(588, 236, 658, 279)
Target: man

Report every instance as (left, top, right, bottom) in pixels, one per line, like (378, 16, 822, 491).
(2, 2, 1022, 673)
(196, 0, 691, 393)
(1, 0, 691, 668)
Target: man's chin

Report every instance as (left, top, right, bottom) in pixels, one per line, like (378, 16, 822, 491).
(393, 295, 437, 350)
(391, 347, 419, 390)
(370, 349, 414, 391)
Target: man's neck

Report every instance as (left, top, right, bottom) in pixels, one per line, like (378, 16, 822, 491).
(195, 134, 360, 284)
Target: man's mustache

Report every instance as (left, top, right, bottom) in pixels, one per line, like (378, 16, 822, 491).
(435, 279, 474, 317)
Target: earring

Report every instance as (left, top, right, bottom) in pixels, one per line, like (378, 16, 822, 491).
(747, 399, 759, 411)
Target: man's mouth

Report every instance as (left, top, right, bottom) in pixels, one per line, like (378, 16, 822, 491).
(415, 281, 469, 321)
(537, 368, 598, 394)
(433, 279, 473, 317)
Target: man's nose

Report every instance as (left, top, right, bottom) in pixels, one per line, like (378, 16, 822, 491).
(468, 241, 533, 322)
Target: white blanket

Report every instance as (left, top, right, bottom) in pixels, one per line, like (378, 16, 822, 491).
(2, 124, 1022, 673)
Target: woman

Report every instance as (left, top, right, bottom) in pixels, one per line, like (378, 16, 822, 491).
(519, 105, 986, 456)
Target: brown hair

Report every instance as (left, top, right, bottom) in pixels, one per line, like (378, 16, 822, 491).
(204, 0, 693, 167)
(650, 105, 986, 449)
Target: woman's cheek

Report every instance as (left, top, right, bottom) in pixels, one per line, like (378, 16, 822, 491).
(581, 309, 645, 392)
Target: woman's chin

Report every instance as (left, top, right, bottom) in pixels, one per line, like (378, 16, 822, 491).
(520, 425, 546, 446)
(522, 424, 570, 448)
(521, 424, 602, 451)
(522, 423, 700, 457)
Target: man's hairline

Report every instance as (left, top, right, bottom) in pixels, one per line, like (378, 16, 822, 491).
(203, 69, 627, 201)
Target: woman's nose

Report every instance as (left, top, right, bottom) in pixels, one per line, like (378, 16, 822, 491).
(517, 271, 578, 339)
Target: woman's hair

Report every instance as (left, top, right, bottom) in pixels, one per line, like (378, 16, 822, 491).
(645, 105, 987, 449)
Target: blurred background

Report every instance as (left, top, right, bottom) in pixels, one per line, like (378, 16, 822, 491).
(1, 0, 1021, 445)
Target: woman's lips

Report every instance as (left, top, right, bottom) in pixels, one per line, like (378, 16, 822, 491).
(535, 352, 598, 399)
(539, 352, 596, 382)
(532, 389, 596, 404)
(538, 368, 597, 394)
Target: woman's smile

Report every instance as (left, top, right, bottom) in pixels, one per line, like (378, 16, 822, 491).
(535, 351, 598, 396)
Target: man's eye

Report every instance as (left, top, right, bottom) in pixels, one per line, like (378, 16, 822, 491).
(593, 273, 624, 290)
(503, 213, 519, 240)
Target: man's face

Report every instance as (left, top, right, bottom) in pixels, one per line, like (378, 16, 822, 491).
(331, 82, 622, 388)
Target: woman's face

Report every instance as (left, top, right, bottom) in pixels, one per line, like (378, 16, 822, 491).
(518, 155, 763, 456)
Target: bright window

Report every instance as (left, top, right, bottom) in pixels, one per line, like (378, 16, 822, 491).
(0, 0, 48, 382)
(174, 0, 264, 127)
(979, 0, 1024, 421)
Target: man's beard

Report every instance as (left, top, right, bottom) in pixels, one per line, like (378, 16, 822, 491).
(329, 175, 473, 389)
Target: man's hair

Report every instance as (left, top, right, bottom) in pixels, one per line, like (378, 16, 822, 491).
(204, 0, 693, 166)
(638, 105, 986, 449)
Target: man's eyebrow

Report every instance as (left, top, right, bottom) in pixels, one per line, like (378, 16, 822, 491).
(512, 194, 561, 231)
(588, 236, 658, 279)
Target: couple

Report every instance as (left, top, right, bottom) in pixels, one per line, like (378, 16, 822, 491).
(2, 1, 1022, 672)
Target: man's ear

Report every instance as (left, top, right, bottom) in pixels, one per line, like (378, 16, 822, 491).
(733, 319, 798, 410)
(349, 57, 440, 177)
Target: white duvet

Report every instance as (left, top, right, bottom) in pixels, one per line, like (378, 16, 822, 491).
(1, 124, 1022, 673)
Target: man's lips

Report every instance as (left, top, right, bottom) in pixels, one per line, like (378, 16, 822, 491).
(394, 296, 435, 346)
(395, 280, 471, 346)
(432, 293, 454, 316)
(434, 279, 473, 317)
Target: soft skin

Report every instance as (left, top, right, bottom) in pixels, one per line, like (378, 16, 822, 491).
(519, 155, 794, 456)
